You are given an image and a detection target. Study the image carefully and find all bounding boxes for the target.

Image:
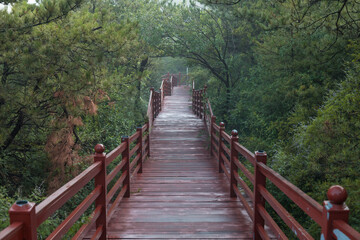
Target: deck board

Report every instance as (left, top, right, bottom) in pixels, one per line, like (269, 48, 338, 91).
(88, 86, 253, 239)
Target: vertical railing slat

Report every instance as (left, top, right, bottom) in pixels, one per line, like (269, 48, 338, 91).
(137, 127, 143, 173)
(121, 136, 130, 198)
(218, 122, 225, 173)
(230, 130, 239, 198)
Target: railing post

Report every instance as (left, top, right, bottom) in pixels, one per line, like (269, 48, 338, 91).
(146, 121, 151, 157)
(136, 127, 143, 174)
(121, 136, 131, 198)
(253, 150, 267, 240)
(192, 89, 195, 113)
(150, 87, 155, 121)
(210, 116, 216, 156)
(230, 130, 239, 198)
(179, 72, 181, 85)
(196, 90, 200, 117)
(321, 185, 349, 240)
(170, 78, 173, 95)
(203, 85, 207, 121)
(9, 200, 37, 240)
(199, 89, 203, 118)
(195, 91, 198, 116)
(94, 144, 107, 240)
(218, 122, 225, 173)
(159, 88, 162, 112)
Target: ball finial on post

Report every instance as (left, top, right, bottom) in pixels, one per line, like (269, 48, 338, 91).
(95, 144, 105, 154)
(220, 122, 225, 128)
(327, 185, 348, 204)
(231, 129, 238, 137)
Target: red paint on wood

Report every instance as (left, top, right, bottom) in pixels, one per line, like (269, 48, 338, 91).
(230, 130, 239, 198)
(9, 202, 36, 240)
(253, 151, 267, 240)
(321, 186, 350, 240)
(218, 122, 225, 174)
(121, 136, 131, 198)
(93, 144, 107, 240)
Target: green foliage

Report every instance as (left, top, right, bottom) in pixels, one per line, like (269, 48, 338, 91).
(1, 0, 360, 238)
(0, 0, 154, 236)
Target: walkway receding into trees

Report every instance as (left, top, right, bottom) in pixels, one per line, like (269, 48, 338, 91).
(102, 86, 253, 239)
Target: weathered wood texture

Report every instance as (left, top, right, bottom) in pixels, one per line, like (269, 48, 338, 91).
(105, 86, 253, 239)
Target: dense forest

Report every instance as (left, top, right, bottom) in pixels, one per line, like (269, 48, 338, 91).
(0, 0, 359, 238)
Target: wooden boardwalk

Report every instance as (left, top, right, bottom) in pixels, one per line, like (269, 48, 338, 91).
(107, 86, 253, 239)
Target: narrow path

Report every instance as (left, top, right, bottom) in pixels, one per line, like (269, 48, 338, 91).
(107, 86, 253, 239)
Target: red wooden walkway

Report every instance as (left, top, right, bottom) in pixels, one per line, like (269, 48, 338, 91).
(105, 86, 253, 239)
(2, 75, 359, 240)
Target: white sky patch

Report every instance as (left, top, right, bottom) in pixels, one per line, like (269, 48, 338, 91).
(0, 0, 37, 13)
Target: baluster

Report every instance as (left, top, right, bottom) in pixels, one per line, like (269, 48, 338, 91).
(154, 92, 156, 118)
(253, 150, 267, 240)
(195, 90, 198, 116)
(199, 89, 203, 118)
(150, 88, 155, 121)
(146, 121, 151, 157)
(121, 137, 131, 198)
(196, 91, 199, 117)
(230, 130, 239, 198)
(321, 185, 349, 240)
(218, 122, 225, 173)
(210, 116, 216, 156)
(136, 127, 143, 173)
(94, 144, 107, 240)
(203, 85, 207, 121)
(169, 79, 172, 95)
(9, 200, 37, 240)
(159, 88, 162, 112)
(179, 72, 181, 85)
(192, 89, 195, 114)
(156, 92, 158, 117)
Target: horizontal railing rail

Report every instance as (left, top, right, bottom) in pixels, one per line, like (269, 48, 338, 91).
(0, 73, 184, 240)
(147, 74, 180, 127)
(192, 85, 360, 240)
(0, 73, 182, 239)
(0, 121, 150, 240)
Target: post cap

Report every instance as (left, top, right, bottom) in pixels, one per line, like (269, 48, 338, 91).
(121, 135, 129, 140)
(220, 122, 225, 128)
(10, 200, 35, 212)
(255, 150, 267, 156)
(150, 87, 154, 91)
(231, 130, 238, 137)
(94, 144, 105, 154)
(327, 185, 347, 204)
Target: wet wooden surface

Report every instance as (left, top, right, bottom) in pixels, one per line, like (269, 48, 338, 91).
(92, 86, 253, 239)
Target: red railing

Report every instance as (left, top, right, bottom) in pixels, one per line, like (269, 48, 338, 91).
(193, 85, 360, 240)
(0, 122, 150, 240)
(0, 73, 183, 240)
(147, 74, 181, 127)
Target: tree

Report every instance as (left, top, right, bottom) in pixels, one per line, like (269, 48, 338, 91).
(0, 0, 151, 193)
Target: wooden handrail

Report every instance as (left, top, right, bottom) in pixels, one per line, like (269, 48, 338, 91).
(194, 85, 360, 240)
(0, 222, 23, 240)
(146, 74, 177, 128)
(0, 119, 151, 239)
(0, 72, 176, 240)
